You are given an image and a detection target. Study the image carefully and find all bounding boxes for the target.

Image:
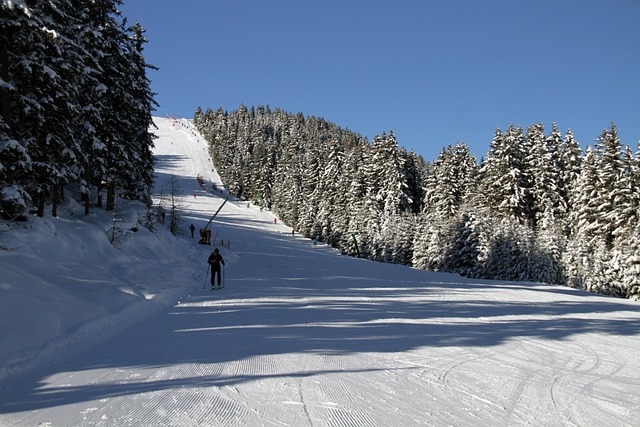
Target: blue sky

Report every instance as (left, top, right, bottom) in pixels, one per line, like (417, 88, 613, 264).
(120, 0, 640, 161)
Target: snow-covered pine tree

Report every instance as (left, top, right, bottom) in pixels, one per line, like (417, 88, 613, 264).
(619, 221, 640, 299)
(416, 143, 479, 273)
(37, 0, 92, 217)
(564, 147, 598, 288)
(403, 148, 427, 215)
(441, 211, 483, 276)
(602, 134, 639, 296)
(480, 125, 530, 224)
(271, 115, 305, 226)
(80, 0, 125, 211)
(0, 0, 78, 217)
(366, 131, 413, 262)
(342, 140, 369, 257)
(609, 144, 639, 249)
(331, 137, 358, 252)
(479, 219, 533, 281)
(526, 123, 562, 230)
(594, 123, 624, 250)
(70, 0, 157, 212)
(562, 124, 631, 295)
(203, 107, 231, 187)
(297, 135, 323, 238)
(317, 137, 346, 246)
(424, 146, 456, 218)
(412, 212, 443, 271)
(118, 20, 157, 205)
(0, 0, 157, 218)
(0, 1, 34, 218)
(72, 1, 108, 213)
(424, 143, 478, 219)
(556, 128, 582, 222)
(249, 132, 277, 209)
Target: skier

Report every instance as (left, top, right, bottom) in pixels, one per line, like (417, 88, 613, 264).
(189, 224, 195, 238)
(207, 248, 225, 289)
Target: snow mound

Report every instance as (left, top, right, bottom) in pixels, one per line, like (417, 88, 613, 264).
(0, 197, 198, 382)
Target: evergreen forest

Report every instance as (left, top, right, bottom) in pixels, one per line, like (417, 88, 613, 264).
(1, 2, 638, 300)
(0, 0, 156, 218)
(194, 105, 640, 299)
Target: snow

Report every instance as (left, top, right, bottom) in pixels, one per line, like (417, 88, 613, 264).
(1, 117, 639, 426)
(1, 1, 29, 14)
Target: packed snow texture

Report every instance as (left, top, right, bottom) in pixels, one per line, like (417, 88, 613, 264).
(0, 117, 639, 426)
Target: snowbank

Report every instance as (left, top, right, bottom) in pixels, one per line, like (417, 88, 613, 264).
(0, 197, 199, 383)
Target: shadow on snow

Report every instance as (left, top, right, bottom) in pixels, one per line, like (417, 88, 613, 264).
(1, 255, 638, 413)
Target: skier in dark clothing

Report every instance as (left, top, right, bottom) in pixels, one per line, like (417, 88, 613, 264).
(189, 224, 195, 238)
(208, 248, 225, 289)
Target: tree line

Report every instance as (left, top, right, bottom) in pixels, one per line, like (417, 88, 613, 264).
(195, 104, 640, 299)
(0, 0, 156, 219)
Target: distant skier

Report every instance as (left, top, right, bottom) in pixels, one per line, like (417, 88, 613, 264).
(189, 224, 195, 238)
(208, 248, 225, 289)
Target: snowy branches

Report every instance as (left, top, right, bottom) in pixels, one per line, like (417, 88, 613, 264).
(196, 107, 640, 299)
(0, 0, 156, 219)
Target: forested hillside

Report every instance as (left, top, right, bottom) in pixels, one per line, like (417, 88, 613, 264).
(1, 0, 637, 300)
(195, 105, 640, 299)
(0, 0, 156, 219)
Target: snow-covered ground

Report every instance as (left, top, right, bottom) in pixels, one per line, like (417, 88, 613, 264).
(1, 117, 639, 426)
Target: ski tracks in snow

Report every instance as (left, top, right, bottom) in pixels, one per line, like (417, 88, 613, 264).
(2, 117, 640, 426)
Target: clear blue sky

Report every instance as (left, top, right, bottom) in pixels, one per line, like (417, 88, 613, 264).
(120, 0, 640, 161)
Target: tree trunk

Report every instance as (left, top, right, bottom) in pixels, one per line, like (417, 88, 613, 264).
(97, 182, 103, 208)
(37, 190, 45, 217)
(0, 43, 10, 124)
(82, 190, 90, 215)
(52, 183, 59, 217)
(106, 181, 116, 211)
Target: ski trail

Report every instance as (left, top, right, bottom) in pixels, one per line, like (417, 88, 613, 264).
(1, 117, 640, 426)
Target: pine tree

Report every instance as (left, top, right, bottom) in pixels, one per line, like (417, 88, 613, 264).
(0, 0, 85, 217)
(620, 221, 640, 299)
(441, 211, 483, 276)
(564, 147, 600, 287)
(557, 128, 582, 223)
(526, 123, 563, 230)
(118, 20, 157, 204)
(594, 123, 623, 249)
(0, 0, 156, 218)
(480, 125, 530, 224)
(342, 141, 369, 256)
(317, 137, 346, 246)
(403, 149, 427, 214)
(424, 144, 478, 218)
(609, 144, 639, 247)
(0, 2, 33, 217)
(74, 0, 110, 212)
(194, 105, 640, 298)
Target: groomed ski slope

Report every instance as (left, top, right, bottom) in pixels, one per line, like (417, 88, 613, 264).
(1, 117, 639, 426)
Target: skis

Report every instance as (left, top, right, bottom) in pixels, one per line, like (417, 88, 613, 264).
(210, 285, 224, 291)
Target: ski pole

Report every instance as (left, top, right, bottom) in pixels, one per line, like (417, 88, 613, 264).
(222, 264, 225, 288)
(203, 262, 210, 289)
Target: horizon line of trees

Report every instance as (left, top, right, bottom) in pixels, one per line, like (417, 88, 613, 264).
(195, 104, 640, 300)
(0, 0, 156, 219)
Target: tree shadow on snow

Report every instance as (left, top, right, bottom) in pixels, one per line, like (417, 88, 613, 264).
(1, 229, 639, 415)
